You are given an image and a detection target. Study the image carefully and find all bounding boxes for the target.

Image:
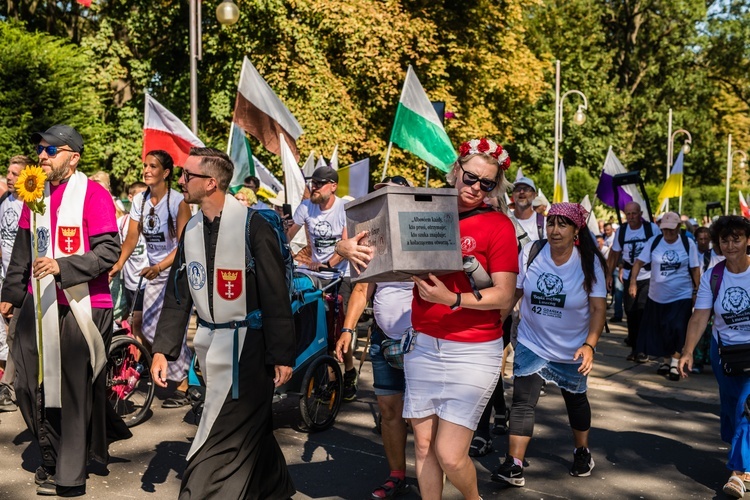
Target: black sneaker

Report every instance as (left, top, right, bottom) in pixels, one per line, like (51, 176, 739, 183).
(491, 409, 510, 436)
(491, 454, 525, 487)
(570, 446, 595, 477)
(343, 369, 357, 402)
(0, 385, 17, 412)
(35, 466, 54, 486)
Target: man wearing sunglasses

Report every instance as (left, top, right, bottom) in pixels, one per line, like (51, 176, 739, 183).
(286, 166, 358, 401)
(0, 125, 132, 496)
(151, 147, 296, 499)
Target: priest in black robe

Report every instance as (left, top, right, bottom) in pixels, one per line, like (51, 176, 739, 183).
(151, 147, 296, 499)
(0, 125, 131, 497)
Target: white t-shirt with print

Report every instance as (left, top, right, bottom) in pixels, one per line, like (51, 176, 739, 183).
(118, 215, 148, 290)
(612, 222, 660, 280)
(293, 197, 350, 277)
(373, 282, 414, 339)
(130, 189, 183, 265)
(517, 243, 607, 363)
(0, 194, 23, 275)
(695, 265, 750, 346)
(636, 235, 699, 303)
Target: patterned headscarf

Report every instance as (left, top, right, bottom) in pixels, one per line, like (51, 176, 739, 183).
(547, 202, 589, 230)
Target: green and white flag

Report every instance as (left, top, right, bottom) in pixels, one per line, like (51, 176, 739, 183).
(227, 122, 254, 194)
(390, 66, 456, 172)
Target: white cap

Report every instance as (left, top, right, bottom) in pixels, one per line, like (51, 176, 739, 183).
(268, 191, 286, 207)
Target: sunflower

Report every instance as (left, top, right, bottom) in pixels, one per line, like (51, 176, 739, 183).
(16, 165, 47, 213)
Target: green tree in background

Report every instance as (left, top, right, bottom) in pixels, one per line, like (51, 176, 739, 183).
(0, 22, 106, 172)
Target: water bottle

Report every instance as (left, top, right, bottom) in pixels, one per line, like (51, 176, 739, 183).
(463, 256, 493, 289)
(127, 363, 145, 392)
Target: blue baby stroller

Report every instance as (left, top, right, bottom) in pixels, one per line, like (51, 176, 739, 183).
(187, 270, 344, 431)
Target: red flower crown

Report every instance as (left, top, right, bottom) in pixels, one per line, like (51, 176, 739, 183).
(458, 138, 511, 171)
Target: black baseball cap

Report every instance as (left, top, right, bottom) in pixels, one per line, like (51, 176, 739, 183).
(31, 125, 84, 154)
(309, 166, 338, 184)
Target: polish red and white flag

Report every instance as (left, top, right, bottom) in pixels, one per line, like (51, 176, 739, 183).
(142, 94, 204, 166)
(740, 191, 750, 219)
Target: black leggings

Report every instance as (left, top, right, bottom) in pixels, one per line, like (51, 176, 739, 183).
(509, 373, 591, 437)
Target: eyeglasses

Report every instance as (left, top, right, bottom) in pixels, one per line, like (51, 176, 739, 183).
(381, 175, 410, 187)
(308, 179, 333, 189)
(36, 145, 73, 157)
(513, 185, 533, 193)
(181, 169, 213, 183)
(459, 165, 498, 192)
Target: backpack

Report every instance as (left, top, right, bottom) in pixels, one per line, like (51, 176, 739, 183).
(245, 208, 295, 299)
(619, 222, 655, 270)
(649, 233, 690, 254)
(526, 239, 548, 270)
(709, 260, 726, 307)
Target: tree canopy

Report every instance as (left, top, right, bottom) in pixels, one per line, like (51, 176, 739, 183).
(1, 0, 748, 217)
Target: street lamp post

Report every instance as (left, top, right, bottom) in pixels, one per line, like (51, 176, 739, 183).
(665, 108, 692, 214)
(726, 134, 748, 215)
(553, 59, 589, 197)
(189, 0, 240, 135)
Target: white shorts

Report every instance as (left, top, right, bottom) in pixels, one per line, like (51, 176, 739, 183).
(403, 333, 503, 430)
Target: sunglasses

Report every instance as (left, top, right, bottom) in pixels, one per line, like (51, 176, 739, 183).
(459, 165, 498, 192)
(181, 169, 213, 183)
(308, 179, 333, 189)
(36, 145, 73, 157)
(381, 175, 410, 187)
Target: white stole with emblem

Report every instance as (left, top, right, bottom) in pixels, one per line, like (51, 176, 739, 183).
(183, 194, 248, 459)
(33, 170, 106, 408)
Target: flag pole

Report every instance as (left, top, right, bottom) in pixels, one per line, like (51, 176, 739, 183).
(425, 164, 430, 187)
(226, 121, 234, 154)
(382, 141, 394, 181)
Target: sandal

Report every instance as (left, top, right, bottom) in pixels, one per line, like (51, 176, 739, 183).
(370, 476, 408, 499)
(468, 436, 493, 457)
(724, 475, 747, 498)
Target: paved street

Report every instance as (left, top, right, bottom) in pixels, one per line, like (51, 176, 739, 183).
(0, 315, 729, 499)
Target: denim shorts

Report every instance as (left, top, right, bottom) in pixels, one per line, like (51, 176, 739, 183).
(514, 341, 588, 393)
(370, 326, 405, 396)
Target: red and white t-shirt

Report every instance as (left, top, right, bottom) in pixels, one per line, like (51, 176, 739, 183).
(411, 208, 518, 342)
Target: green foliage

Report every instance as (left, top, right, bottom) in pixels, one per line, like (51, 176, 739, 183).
(0, 22, 107, 172)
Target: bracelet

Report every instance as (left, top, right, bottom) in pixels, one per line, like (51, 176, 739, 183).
(582, 342, 596, 353)
(341, 328, 355, 335)
(450, 293, 461, 310)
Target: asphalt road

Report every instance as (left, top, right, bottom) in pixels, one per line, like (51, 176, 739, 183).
(0, 316, 730, 499)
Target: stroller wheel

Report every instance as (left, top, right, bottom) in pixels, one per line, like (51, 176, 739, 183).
(106, 335, 155, 427)
(299, 355, 343, 431)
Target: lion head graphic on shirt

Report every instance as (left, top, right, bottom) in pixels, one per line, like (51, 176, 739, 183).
(536, 272, 564, 296)
(722, 287, 750, 314)
(662, 250, 679, 264)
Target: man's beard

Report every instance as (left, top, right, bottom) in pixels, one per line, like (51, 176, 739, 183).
(515, 198, 531, 211)
(310, 191, 330, 205)
(45, 160, 71, 182)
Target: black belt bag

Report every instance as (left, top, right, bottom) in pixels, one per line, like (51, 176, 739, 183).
(719, 342, 750, 377)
